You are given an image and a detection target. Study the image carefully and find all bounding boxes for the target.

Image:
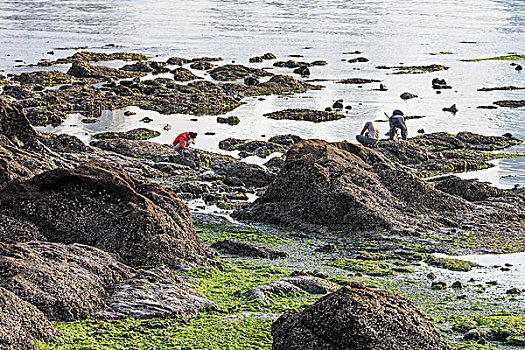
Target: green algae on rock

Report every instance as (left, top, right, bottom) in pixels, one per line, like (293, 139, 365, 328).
(36, 51, 149, 67)
(376, 64, 449, 74)
(210, 64, 273, 81)
(461, 54, 525, 62)
(337, 78, 381, 84)
(263, 108, 345, 122)
(92, 128, 160, 140)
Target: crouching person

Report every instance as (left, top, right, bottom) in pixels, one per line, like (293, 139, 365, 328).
(172, 131, 197, 155)
(356, 121, 379, 147)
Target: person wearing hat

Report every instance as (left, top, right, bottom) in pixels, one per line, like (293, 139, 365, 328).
(172, 131, 197, 155)
(356, 121, 380, 147)
(389, 110, 407, 141)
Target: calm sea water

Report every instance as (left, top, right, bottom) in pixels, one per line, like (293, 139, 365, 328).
(1, 0, 524, 186)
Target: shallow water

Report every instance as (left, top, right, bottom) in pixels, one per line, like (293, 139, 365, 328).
(2, 0, 525, 186)
(434, 252, 525, 293)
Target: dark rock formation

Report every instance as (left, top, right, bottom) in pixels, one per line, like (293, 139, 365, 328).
(172, 67, 203, 82)
(0, 162, 214, 268)
(67, 61, 140, 80)
(92, 128, 160, 140)
(271, 282, 452, 350)
(211, 239, 288, 259)
(264, 109, 345, 122)
(0, 241, 135, 321)
(337, 78, 380, 84)
(209, 64, 273, 81)
(0, 99, 67, 184)
(234, 140, 469, 233)
(0, 242, 217, 322)
(248, 276, 337, 300)
(0, 286, 59, 350)
(432, 175, 503, 201)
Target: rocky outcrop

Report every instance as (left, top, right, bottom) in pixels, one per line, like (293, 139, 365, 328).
(0, 241, 135, 321)
(432, 175, 504, 201)
(0, 99, 67, 184)
(0, 242, 217, 322)
(234, 140, 470, 233)
(248, 276, 337, 301)
(264, 109, 345, 122)
(271, 282, 452, 350)
(0, 286, 59, 350)
(67, 61, 140, 80)
(375, 132, 523, 177)
(0, 162, 214, 268)
(211, 239, 288, 259)
(209, 64, 273, 81)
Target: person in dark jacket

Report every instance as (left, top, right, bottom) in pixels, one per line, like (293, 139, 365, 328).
(172, 131, 197, 155)
(389, 110, 407, 140)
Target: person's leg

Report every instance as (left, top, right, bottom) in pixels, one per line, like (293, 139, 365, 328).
(389, 122, 396, 140)
(400, 121, 407, 140)
(357, 135, 376, 147)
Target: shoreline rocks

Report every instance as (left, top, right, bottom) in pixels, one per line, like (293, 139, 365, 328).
(272, 282, 452, 350)
(0, 162, 214, 269)
(234, 139, 471, 233)
(0, 286, 59, 350)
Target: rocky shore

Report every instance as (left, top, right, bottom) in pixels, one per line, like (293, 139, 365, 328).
(0, 49, 524, 350)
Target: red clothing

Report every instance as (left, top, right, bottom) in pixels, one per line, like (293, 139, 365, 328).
(173, 132, 193, 149)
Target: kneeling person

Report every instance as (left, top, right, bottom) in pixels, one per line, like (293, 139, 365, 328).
(356, 121, 379, 147)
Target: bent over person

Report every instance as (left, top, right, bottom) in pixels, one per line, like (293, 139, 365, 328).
(389, 109, 407, 141)
(172, 131, 197, 155)
(356, 121, 379, 147)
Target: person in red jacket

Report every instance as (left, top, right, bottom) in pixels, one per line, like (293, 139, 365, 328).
(172, 131, 197, 155)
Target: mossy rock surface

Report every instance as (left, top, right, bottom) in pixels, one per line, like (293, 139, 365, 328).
(264, 108, 345, 123)
(92, 128, 160, 140)
(461, 54, 525, 62)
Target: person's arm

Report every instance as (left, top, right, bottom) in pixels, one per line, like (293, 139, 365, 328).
(360, 125, 368, 135)
(179, 135, 187, 149)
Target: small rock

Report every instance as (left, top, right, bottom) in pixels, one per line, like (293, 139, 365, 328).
(486, 281, 497, 286)
(378, 83, 388, 91)
(140, 117, 153, 123)
(293, 66, 310, 76)
(427, 272, 437, 280)
(163, 124, 171, 131)
(442, 104, 458, 114)
(332, 101, 344, 109)
(314, 243, 337, 253)
(506, 287, 522, 295)
(204, 132, 215, 136)
(345, 105, 352, 110)
(417, 128, 425, 134)
(400, 92, 418, 100)
(211, 239, 288, 259)
(325, 107, 332, 112)
(244, 76, 259, 86)
(124, 111, 136, 116)
(431, 281, 447, 290)
(347, 57, 369, 63)
(516, 64, 523, 71)
(217, 116, 240, 125)
(451, 281, 464, 289)
(312, 269, 329, 279)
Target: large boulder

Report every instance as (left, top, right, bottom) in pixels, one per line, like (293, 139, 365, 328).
(0, 241, 216, 321)
(432, 175, 504, 201)
(0, 287, 59, 350)
(0, 99, 67, 185)
(234, 140, 470, 233)
(0, 241, 135, 321)
(0, 162, 214, 268)
(271, 282, 452, 350)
